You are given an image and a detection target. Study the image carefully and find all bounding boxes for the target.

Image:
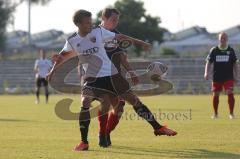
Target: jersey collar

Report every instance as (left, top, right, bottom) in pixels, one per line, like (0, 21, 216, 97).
(218, 45, 228, 51)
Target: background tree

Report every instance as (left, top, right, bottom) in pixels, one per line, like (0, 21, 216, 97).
(0, 1, 12, 52)
(0, 0, 52, 52)
(161, 47, 179, 57)
(9, 0, 52, 7)
(96, 0, 165, 57)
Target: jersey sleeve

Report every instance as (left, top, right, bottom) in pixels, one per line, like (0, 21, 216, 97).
(100, 27, 116, 42)
(206, 47, 215, 63)
(60, 40, 73, 54)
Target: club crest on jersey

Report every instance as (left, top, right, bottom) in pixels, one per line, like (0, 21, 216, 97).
(90, 36, 96, 43)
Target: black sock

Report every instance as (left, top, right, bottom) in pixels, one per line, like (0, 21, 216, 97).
(36, 88, 40, 100)
(79, 107, 90, 144)
(45, 90, 49, 102)
(133, 102, 162, 130)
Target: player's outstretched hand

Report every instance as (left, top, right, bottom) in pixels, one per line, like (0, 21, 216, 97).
(142, 43, 152, 52)
(52, 54, 63, 63)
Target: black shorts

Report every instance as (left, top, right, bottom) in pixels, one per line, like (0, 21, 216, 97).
(36, 78, 48, 87)
(83, 73, 130, 97)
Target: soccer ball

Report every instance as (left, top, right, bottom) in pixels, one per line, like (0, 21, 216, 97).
(147, 62, 168, 81)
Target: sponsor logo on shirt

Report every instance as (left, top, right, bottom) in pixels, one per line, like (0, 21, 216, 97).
(82, 47, 99, 55)
(216, 55, 229, 62)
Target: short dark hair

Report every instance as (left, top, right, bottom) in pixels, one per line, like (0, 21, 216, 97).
(102, 8, 120, 19)
(73, 9, 92, 26)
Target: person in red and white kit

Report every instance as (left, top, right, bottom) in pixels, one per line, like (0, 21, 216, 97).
(204, 32, 238, 119)
(34, 49, 53, 104)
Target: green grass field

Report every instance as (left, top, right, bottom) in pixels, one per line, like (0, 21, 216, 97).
(0, 95, 240, 159)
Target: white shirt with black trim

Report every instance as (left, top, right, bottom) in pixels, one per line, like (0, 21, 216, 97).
(61, 26, 118, 78)
(34, 58, 52, 78)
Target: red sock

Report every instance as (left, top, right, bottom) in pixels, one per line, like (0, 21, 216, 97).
(98, 110, 108, 135)
(213, 95, 219, 115)
(106, 112, 120, 134)
(106, 99, 125, 134)
(228, 93, 235, 115)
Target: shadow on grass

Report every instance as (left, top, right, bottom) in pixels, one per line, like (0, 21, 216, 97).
(101, 145, 240, 159)
(0, 118, 34, 122)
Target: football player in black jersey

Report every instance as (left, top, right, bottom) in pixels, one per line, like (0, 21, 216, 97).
(204, 32, 238, 119)
(98, 8, 138, 147)
(97, 8, 177, 147)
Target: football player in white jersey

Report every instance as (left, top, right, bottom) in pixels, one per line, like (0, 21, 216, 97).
(46, 9, 177, 151)
(34, 49, 52, 104)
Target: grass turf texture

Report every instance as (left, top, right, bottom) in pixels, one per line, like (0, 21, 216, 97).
(0, 95, 240, 159)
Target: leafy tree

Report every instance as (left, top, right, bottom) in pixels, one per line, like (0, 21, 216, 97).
(0, 0, 52, 52)
(161, 47, 179, 57)
(10, 0, 52, 7)
(96, 0, 165, 56)
(0, 1, 12, 52)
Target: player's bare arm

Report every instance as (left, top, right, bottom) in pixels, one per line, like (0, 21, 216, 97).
(120, 53, 139, 85)
(115, 34, 152, 52)
(34, 67, 38, 74)
(204, 61, 212, 80)
(77, 63, 82, 77)
(130, 38, 152, 52)
(233, 62, 238, 83)
(77, 62, 86, 79)
(46, 50, 77, 81)
(34, 60, 38, 73)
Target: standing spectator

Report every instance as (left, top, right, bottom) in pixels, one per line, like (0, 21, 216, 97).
(204, 32, 238, 119)
(34, 49, 52, 104)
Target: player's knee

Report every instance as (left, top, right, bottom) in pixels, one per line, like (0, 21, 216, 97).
(36, 89, 40, 94)
(123, 93, 139, 106)
(213, 92, 220, 96)
(113, 105, 124, 114)
(112, 104, 123, 114)
(36, 86, 40, 91)
(111, 97, 119, 107)
(44, 87, 49, 93)
(82, 97, 92, 108)
(226, 90, 234, 95)
(100, 95, 111, 105)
